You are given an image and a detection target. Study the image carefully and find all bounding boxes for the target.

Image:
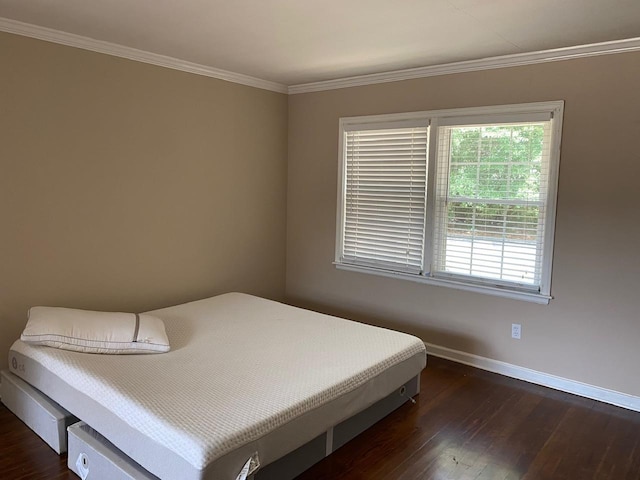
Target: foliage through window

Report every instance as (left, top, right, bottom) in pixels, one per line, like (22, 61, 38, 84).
(336, 103, 563, 303)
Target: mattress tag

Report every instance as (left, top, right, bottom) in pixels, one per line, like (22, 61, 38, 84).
(236, 452, 260, 480)
(76, 453, 89, 480)
(235, 458, 252, 480)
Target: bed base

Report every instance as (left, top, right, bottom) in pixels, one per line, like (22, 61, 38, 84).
(3, 369, 419, 479)
(62, 375, 419, 480)
(255, 374, 419, 479)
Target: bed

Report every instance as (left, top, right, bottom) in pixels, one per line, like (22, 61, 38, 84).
(7, 293, 426, 479)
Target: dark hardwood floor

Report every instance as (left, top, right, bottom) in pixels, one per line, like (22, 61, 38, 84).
(2, 357, 639, 479)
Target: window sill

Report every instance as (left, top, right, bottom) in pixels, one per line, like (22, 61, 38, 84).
(334, 262, 552, 304)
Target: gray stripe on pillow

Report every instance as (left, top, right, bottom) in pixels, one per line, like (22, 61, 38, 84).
(133, 314, 140, 343)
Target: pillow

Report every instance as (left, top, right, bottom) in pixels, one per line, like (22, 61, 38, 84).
(21, 306, 170, 354)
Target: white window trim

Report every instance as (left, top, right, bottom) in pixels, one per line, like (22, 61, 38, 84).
(335, 101, 564, 305)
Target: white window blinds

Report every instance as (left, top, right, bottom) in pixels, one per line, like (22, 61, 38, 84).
(432, 121, 552, 290)
(340, 125, 428, 273)
(336, 102, 563, 303)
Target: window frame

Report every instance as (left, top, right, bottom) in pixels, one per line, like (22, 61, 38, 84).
(335, 101, 564, 304)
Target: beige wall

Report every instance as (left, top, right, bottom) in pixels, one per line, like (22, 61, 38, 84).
(3, 29, 640, 398)
(287, 52, 640, 396)
(0, 32, 288, 370)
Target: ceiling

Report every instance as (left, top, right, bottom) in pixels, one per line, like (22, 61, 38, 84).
(1, 0, 639, 86)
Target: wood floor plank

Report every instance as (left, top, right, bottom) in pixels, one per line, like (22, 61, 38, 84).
(2, 356, 640, 479)
(392, 382, 521, 479)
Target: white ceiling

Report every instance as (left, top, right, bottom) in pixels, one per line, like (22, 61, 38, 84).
(1, 0, 639, 86)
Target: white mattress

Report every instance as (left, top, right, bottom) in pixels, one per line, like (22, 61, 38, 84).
(9, 293, 426, 479)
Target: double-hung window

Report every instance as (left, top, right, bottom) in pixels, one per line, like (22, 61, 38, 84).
(335, 102, 564, 303)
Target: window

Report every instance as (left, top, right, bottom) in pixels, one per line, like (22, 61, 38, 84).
(335, 102, 564, 303)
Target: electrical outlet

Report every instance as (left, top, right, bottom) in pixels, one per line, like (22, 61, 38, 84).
(512, 323, 522, 339)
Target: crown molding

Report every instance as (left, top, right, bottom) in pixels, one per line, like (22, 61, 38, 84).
(0, 17, 288, 94)
(288, 37, 640, 94)
(2, 17, 639, 96)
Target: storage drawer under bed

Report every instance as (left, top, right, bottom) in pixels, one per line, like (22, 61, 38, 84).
(0, 369, 78, 453)
(68, 421, 159, 480)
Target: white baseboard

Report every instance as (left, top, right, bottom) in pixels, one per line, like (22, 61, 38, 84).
(424, 342, 640, 413)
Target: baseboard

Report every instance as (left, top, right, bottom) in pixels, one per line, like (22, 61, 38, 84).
(424, 342, 640, 412)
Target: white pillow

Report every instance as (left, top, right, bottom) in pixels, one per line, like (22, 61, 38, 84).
(21, 306, 170, 354)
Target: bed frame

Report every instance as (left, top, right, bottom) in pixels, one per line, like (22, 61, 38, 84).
(4, 294, 426, 479)
(2, 369, 419, 479)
